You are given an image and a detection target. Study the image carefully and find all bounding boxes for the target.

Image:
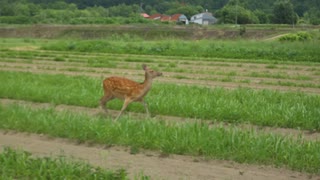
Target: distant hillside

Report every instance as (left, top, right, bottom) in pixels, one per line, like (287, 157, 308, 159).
(27, 0, 319, 16)
(1, 0, 319, 25)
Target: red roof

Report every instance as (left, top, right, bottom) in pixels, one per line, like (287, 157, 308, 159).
(147, 13, 186, 22)
(170, 14, 182, 21)
(148, 13, 162, 20)
(140, 13, 150, 18)
(160, 15, 171, 21)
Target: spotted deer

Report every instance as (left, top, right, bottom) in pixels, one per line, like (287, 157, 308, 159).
(100, 64, 162, 120)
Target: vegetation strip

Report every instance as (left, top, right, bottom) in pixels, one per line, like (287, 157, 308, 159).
(1, 37, 320, 65)
(1, 47, 320, 67)
(0, 104, 320, 174)
(0, 71, 319, 131)
(40, 39, 320, 62)
(0, 147, 130, 179)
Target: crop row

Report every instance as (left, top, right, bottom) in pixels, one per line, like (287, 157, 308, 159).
(1, 104, 320, 174)
(0, 71, 319, 131)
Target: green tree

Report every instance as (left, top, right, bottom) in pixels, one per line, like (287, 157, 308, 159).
(0, 0, 15, 16)
(86, 6, 108, 17)
(107, 4, 140, 17)
(144, 5, 154, 15)
(216, 1, 259, 24)
(272, 0, 298, 24)
(253, 10, 269, 23)
(304, 7, 320, 25)
(165, 5, 203, 18)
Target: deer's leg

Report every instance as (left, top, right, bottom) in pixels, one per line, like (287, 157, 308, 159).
(114, 98, 132, 121)
(141, 100, 150, 117)
(100, 94, 113, 113)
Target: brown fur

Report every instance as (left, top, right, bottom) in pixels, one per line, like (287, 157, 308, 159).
(100, 64, 162, 120)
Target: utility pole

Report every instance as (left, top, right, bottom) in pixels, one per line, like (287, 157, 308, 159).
(140, 2, 143, 13)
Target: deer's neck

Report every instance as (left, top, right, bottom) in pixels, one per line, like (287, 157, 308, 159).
(141, 75, 153, 93)
(143, 74, 153, 86)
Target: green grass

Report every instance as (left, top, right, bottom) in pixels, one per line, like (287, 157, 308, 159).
(0, 71, 319, 131)
(40, 39, 320, 62)
(1, 104, 320, 174)
(0, 147, 129, 179)
(247, 71, 313, 80)
(2, 42, 320, 67)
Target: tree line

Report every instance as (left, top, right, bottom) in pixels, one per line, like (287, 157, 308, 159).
(0, 0, 319, 25)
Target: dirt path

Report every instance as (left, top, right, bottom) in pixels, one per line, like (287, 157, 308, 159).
(263, 33, 290, 41)
(1, 131, 319, 180)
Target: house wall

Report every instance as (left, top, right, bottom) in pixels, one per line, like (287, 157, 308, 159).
(178, 15, 189, 24)
(190, 12, 217, 25)
(192, 19, 203, 24)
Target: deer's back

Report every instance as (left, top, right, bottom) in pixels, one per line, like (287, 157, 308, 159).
(103, 77, 143, 99)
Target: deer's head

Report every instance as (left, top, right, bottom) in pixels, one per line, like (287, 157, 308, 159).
(142, 64, 162, 79)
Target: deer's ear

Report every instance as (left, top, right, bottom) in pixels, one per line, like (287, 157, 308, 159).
(142, 64, 147, 70)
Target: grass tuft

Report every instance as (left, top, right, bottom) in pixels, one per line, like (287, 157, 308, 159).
(0, 147, 129, 179)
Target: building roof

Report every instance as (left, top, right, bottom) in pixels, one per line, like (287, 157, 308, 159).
(160, 15, 171, 21)
(148, 13, 162, 20)
(171, 14, 182, 21)
(145, 13, 188, 24)
(140, 13, 150, 18)
(202, 12, 215, 20)
(191, 12, 215, 20)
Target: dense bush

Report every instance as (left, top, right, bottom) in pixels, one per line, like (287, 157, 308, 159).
(0, 16, 32, 24)
(279, 31, 313, 41)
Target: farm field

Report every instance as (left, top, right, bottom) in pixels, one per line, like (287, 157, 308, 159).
(1, 33, 320, 180)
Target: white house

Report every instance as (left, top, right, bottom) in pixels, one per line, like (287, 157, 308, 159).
(190, 12, 217, 25)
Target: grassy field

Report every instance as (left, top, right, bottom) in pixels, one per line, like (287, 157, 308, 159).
(0, 71, 319, 130)
(1, 104, 320, 174)
(0, 28, 320, 177)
